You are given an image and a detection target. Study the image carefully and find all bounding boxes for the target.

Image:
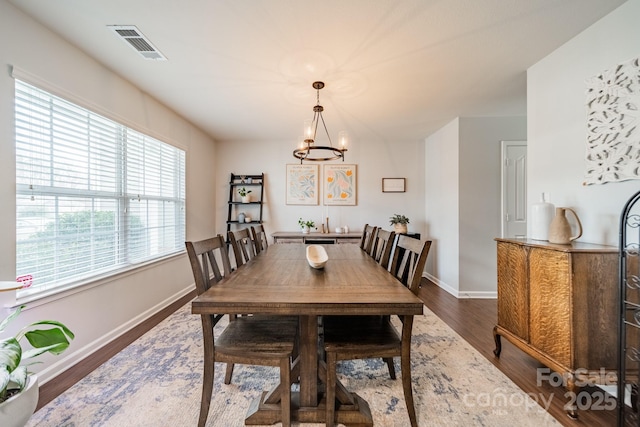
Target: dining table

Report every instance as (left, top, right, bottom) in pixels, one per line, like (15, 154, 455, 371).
(191, 243, 424, 426)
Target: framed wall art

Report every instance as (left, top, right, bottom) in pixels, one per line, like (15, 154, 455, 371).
(382, 178, 406, 193)
(585, 55, 640, 185)
(323, 164, 357, 205)
(286, 164, 319, 205)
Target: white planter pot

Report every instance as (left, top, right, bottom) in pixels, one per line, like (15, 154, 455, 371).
(393, 223, 408, 234)
(241, 195, 251, 203)
(301, 226, 310, 234)
(0, 375, 39, 427)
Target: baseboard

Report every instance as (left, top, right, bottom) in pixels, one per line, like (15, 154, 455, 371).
(423, 273, 497, 299)
(36, 286, 196, 410)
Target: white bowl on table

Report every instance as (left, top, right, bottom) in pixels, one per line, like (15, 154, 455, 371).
(306, 245, 328, 269)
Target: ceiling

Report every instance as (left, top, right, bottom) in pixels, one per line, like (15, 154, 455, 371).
(9, 0, 627, 144)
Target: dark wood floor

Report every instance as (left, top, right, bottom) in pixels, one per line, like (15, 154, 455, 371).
(38, 281, 617, 426)
(417, 280, 616, 426)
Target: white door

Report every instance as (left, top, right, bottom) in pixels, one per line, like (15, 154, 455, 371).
(501, 141, 527, 238)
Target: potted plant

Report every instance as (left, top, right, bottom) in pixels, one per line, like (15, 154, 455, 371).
(238, 187, 252, 203)
(389, 214, 410, 234)
(0, 305, 75, 427)
(298, 218, 315, 234)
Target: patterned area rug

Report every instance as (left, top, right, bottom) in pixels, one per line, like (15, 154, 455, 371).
(28, 303, 559, 427)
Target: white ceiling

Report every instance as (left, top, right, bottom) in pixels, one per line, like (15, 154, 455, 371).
(9, 0, 627, 144)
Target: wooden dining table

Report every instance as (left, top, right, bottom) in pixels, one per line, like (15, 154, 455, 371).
(191, 243, 424, 426)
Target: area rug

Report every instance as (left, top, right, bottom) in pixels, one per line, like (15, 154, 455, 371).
(27, 303, 559, 427)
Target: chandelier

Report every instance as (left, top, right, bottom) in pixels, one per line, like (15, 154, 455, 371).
(293, 81, 348, 163)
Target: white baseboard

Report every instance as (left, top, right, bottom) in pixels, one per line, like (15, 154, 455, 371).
(36, 285, 194, 385)
(423, 273, 497, 299)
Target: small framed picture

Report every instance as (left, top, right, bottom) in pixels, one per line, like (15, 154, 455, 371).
(382, 178, 405, 193)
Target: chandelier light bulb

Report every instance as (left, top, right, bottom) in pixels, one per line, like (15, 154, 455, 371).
(338, 130, 348, 149)
(303, 119, 314, 142)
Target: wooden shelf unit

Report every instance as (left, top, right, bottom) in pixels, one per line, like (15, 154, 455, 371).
(226, 173, 264, 238)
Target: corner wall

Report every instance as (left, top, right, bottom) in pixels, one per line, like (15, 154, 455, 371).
(425, 116, 526, 298)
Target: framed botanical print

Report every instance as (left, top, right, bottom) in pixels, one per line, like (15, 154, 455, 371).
(286, 164, 319, 205)
(323, 164, 356, 205)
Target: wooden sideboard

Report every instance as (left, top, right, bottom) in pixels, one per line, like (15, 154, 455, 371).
(493, 238, 618, 417)
(271, 231, 362, 244)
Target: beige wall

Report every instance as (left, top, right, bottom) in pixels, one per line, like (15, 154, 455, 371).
(214, 139, 426, 241)
(527, 0, 640, 246)
(0, 1, 217, 383)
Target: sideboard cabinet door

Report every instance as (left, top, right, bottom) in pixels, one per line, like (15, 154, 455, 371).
(496, 241, 529, 342)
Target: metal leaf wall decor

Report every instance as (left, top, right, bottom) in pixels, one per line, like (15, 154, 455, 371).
(585, 56, 640, 185)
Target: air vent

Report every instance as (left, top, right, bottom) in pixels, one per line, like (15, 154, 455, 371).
(108, 25, 167, 60)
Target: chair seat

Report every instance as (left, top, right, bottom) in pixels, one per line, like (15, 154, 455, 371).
(323, 315, 401, 354)
(217, 315, 298, 358)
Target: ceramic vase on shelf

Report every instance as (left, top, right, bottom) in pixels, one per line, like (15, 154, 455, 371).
(530, 193, 554, 241)
(548, 207, 582, 244)
(237, 212, 245, 223)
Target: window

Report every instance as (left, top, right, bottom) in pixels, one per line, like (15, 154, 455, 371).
(15, 80, 186, 297)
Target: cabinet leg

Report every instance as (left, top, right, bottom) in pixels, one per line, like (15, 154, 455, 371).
(492, 326, 502, 357)
(565, 374, 578, 419)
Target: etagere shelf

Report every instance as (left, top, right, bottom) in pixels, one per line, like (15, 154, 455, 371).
(226, 173, 264, 239)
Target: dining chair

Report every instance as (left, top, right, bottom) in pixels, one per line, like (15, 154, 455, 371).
(228, 228, 256, 267)
(185, 235, 298, 427)
(359, 224, 377, 255)
(323, 235, 432, 427)
(370, 228, 396, 270)
(251, 224, 269, 254)
(368, 227, 397, 378)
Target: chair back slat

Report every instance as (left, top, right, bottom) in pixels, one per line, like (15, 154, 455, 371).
(228, 228, 256, 267)
(185, 234, 232, 295)
(370, 229, 396, 269)
(390, 235, 432, 294)
(251, 224, 269, 254)
(359, 224, 378, 255)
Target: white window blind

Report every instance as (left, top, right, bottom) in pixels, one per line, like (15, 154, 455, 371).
(15, 80, 185, 297)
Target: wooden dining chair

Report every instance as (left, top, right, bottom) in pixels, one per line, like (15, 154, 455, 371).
(251, 224, 269, 254)
(359, 224, 377, 255)
(186, 235, 299, 427)
(228, 228, 256, 267)
(370, 228, 396, 270)
(323, 235, 432, 427)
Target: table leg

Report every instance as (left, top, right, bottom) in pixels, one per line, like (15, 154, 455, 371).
(299, 315, 318, 407)
(246, 314, 373, 426)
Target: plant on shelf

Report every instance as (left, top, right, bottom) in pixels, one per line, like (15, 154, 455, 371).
(0, 305, 75, 426)
(298, 218, 316, 234)
(389, 214, 410, 234)
(238, 187, 252, 203)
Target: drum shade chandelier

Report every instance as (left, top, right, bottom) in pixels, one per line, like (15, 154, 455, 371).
(293, 81, 348, 163)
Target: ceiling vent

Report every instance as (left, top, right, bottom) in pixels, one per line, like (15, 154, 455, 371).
(108, 25, 167, 60)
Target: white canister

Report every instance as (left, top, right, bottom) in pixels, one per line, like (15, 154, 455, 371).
(530, 193, 554, 241)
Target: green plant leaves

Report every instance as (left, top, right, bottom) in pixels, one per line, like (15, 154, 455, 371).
(1, 306, 74, 403)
